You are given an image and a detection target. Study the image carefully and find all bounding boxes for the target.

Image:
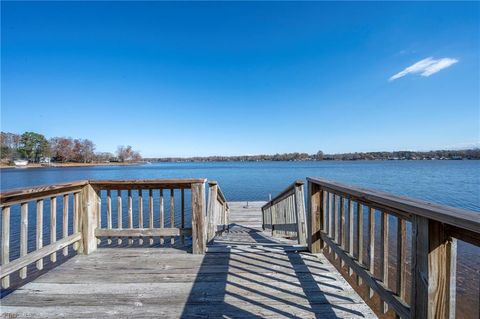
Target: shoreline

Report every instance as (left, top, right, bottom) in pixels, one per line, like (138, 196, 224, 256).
(0, 162, 144, 170)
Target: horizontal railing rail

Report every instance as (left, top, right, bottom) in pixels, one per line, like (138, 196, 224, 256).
(261, 181, 307, 244)
(0, 178, 208, 291)
(206, 181, 229, 242)
(306, 177, 480, 319)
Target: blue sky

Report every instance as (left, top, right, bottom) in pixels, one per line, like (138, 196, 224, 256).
(1, 2, 479, 157)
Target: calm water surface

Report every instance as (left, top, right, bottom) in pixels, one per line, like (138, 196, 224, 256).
(2, 160, 479, 211)
(1, 161, 479, 317)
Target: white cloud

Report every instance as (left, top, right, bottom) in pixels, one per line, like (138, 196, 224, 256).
(389, 57, 458, 81)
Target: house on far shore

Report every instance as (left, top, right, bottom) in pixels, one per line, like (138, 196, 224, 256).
(40, 157, 51, 164)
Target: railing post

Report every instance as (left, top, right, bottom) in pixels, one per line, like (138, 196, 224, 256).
(416, 219, 456, 319)
(79, 183, 99, 255)
(191, 181, 206, 254)
(294, 182, 307, 245)
(207, 181, 218, 242)
(307, 181, 322, 253)
(411, 215, 428, 318)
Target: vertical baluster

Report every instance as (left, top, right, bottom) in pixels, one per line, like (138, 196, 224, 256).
(107, 190, 112, 245)
(138, 189, 143, 245)
(62, 195, 69, 256)
(73, 192, 79, 250)
(368, 207, 375, 297)
(328, 192, 333, 237)
(36, 199, 44, 269)
(322, 191, 327, 233)
(128, 190, 133, 245)
(170, 189, 175, 245)
(149, 189, 154, 245)
(2, 207, 10, 288)
(50, 197, 57, 262)
(333, 194, 337, 260)
(97, 190, 101, 245)
(159, 189, 164, 245)
(397, 218, 407, 301)
(357, 203, 364, 285)
(117, 190, 122, 245)
(348, 199, 354, 276)
(381, 211, 389, 313)
(340, 197, 346, 268)
(181, 189, 185, 245)
(20, 202, 28, 279)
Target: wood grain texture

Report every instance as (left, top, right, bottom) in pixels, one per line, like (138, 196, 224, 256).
(20, 202, 28, 279)
(2, 206, 10, 288)
(307, 177, 480, 234)
(0, 233, 82, 278)
(37, 199, 44, 268)
(1, 205, 376, 319)
(0, 181, 88, 206)
(63, 195, 69, 256)
(50, 197, 57, 262)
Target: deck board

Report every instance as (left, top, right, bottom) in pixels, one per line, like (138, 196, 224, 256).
(1, 201, 376, 318)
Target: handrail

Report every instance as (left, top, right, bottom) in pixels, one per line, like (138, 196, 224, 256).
(261, 181, 307, 245)
(306, 177, 480, 319)
(206, 181, 230, 242)
(89, 179, 206, 190)
(262, 180, 304, 210)
(307, 177, 480, 234)
(0, 178, 208, 291)
(0, 180, 89, 206)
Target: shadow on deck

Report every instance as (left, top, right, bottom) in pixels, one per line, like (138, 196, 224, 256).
(0, 224, 375, 318)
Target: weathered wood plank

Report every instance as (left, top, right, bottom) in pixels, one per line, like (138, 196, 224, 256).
(170, 189, 175, 245)
(149, 189, 153, 245)
(117, 190, 123, 245)
(63, 195, 69, 256)
(37, 199, 44, 268)
(20, 202, 28, 278)
(368, 207, 375, 298)
(138, 189, 143, 245)
(159, 189, 164, 245)
(127, 189, 132, 245)
(0, 233, 82, 278)
(89, 179, 206, 190)
(107, 189, 112, 245)
(73, 192, 80, 251)
(95, 228, 192, 237)
(50, 196, 57, 262)
(306, 181, 321, 253)
(306, 177, 480, 234)
(0, 181, 88, 206)
(2, 206, 10, 288)
(357, 203, 364, 286)
(191, 182, 206, 254)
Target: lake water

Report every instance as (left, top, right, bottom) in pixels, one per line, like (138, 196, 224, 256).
(1, 160, 479, 317)
(2, 160, 479, 211)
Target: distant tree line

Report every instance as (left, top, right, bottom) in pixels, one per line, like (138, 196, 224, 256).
(1, 131, 142, 164)
(146, 148, 480, 162)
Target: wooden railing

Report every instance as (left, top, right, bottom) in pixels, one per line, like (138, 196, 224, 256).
(0, 180, 89, 289)
(0, 179, 208, 289)
(206, 181, 230, 242)
(89, 179, 206, 253)
(306, 177, 480, 319)
(261, 181, 306, 245)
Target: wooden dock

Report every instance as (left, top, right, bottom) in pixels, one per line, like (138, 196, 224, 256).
(1, 201, 375, 318)
(1, 178, 478, 318)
